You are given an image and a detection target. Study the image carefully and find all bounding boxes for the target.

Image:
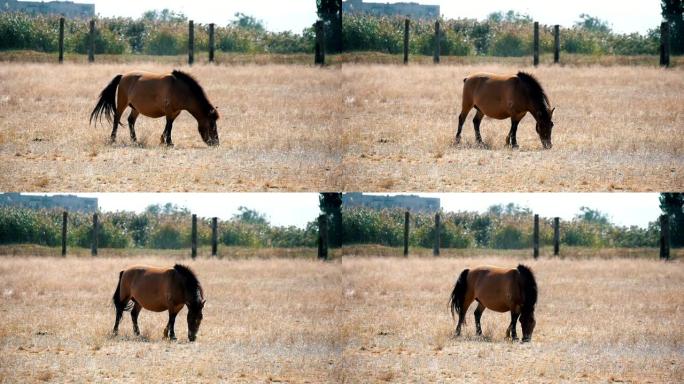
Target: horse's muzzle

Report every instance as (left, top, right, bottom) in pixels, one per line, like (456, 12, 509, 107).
(542, 140, 552, 149)
(207, 138, 219, 147)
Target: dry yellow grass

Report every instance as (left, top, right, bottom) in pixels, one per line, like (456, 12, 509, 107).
(340, 256, 684, 383)
(0, 63, 342, 191)
(2, 62, 681, 192)
(1, 254, 681, 383)
(340, 64, 683, 191)
(0, 256, 344, 383)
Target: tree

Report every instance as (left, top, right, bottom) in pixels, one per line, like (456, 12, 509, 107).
(660, 193, 683, 247)
(142, 9, 187, 23)
(319, 193, 342, 248)
(575, 14, 611, 34)
(230, 12, 265, 32)
(576, 206, 610, 226)
(662, 0, 684, 54)
(317, 0, 342, 53)
(233, 206, 269, 226)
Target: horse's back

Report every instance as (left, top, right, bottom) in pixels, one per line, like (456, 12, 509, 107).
(121, 265, 177, 312)
(469, 265, 521, 312)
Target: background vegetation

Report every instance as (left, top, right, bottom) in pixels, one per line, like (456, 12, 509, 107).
(0, 204, 318, 249)
(0, 10, 313, 55)
(342, 203, 666, 249)
(342, 11, 663, 57)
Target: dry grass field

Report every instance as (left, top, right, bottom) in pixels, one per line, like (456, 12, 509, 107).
(340, 256, 684, 383)
(340, 64, 683, 191)
(1, 253, 681, 383)
(2, 62, 682, 192)
(0, 256, 344, 383)
(0, 63, 341, 191)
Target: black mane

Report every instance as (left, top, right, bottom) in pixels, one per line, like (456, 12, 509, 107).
(171, 70, 213, 115)
(174, 264, 204, 309)
(517, 264, 538, 314)
(517, 71, 550, 113)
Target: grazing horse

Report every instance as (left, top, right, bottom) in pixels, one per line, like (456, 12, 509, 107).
(112, 264, 206, 341)
(449, 264, 537, 342)
(456, 71, 555, 149)
(90, 70, 219, 146)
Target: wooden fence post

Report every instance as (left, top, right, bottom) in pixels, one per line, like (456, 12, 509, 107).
(315, 20, 325, 65)
(433, 20, 440, 64)
(660, 215, 670, 260)
(553, 25, 560, 64)
(433, 213, 440, 256)
(58, 17, 65, 64)
(61, 211, 67, 257)
(533, 214, 539, 259)
(403, 18, 409, 65)
(191, 214, 197, 259)
(403, 211, 409, 257)
(208, 23, 215, 63)
(533, 21, 539, 67)
(211, 217, 218, 257)
(91, 213, 98, 256)
(188, 20, 194, 65)
(660, 22, 670, 68)
(318, 214, 328, 260)
(88, 19, 95, 63)
(553, 217, 560, 256)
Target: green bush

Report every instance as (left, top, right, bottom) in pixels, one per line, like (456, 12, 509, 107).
(492, 225, 527, 249)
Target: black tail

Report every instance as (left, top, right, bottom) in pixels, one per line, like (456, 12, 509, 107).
(449, 268, 469, 319)
(90, 74, 122, 126)
(112, 271, 133, 311)
(517, 264, 538, 315)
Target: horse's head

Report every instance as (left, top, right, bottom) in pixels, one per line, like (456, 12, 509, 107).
(535, 107, 555, 149)
(187, 297, 205, 342)
(520, 310, 536, 342)
(198, 107, 220, 146)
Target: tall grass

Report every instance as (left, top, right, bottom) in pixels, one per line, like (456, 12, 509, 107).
(342, 14, 661, 57)
(0, 13, 313, 55)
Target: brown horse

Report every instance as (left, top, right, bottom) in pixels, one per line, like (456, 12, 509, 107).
(112, 264, 205, 341)
(456, 71, 555, 149)
(90, 70, 219, 146)
(449, 264, 537, 342)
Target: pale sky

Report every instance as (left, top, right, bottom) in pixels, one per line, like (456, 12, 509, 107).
(28, 193, 663, 229)
(79, 0, 318, 33)
(379, 193, 661, 228)
(364, 0, 662, 34)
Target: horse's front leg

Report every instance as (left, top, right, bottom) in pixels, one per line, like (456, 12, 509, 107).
(507, 312, 520, 340)
(506, 119, 520, 149)
(164, 311, 178, 340)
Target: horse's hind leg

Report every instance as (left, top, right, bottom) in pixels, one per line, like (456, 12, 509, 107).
(456, 104, 473, 144)
(127, 109, 139, 143)
(474, 302, 485, 336)
(472, 108, 485, 146)
(507, 312, 520, 340)
(130, 301, 142, 336)
(110, 101, 127, 144)
(113, 307, 123, 335)
(455, 296, 474, 336)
